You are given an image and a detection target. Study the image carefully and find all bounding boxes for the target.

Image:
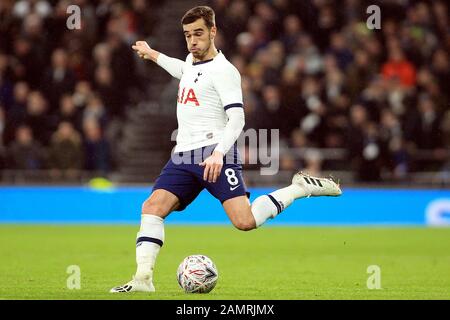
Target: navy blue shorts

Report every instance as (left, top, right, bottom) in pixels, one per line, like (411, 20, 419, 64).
(153, 144, 249, 211)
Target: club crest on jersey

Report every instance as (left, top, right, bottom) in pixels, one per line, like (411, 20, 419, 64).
(194, 72, 202, 83)
(177, 87, 199, 106)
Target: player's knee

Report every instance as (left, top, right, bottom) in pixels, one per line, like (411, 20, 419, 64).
(232, 217, 255, 232)
(141, 199, 167, 217)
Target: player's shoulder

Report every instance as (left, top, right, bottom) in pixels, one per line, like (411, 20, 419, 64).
(210, 52, 241, 79)
(185, 53, 193, 63)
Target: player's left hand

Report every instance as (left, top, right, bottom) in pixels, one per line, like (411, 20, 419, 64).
(199, 151, 224, 183)
(132, 41, 153, 60)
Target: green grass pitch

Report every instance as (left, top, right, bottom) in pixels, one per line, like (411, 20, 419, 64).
(0, 225, 449, 300)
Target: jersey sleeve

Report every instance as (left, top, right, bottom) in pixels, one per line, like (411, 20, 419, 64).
(210, 64, 243, 110)
(214, 107, 245, 155)
(156, 53, 185, 79)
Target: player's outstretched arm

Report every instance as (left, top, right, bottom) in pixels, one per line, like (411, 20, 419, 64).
(132, 41, 160, 62)
(132, 41, 184, 79)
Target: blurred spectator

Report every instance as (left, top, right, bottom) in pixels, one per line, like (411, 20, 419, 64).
(442, 110, 450, 149)
(324, 93, 349, 148)
(381, 47, 416, 87)
(24, 90, 55, 146)
(106, 32, 135, 103)
(0, 52, 13, 109)
(0, 106, 5, 169)
(430, 49, 450, 106)
(21, 12, 48, 72)
(241, 83, 261, 131)
(358, 121, 385, 182)
(0, 106, 5, 146)
(379, 108, 409, 180)
(281, 14, 304, 54)
(3, 81, 29, 144)
(12, 0, 52, 18)
(327, 32, 353, 71)
(83, 119, 110, 174)
(236, 32, 255, 60)
(0, 1, 15, 49)
(221, 0, 249, 41)
(131, 0, 158, 37)
(247, 16, 268, 50)
(315, 3, 339, 50)
(346, 49, 376, 101)
(279, 151, 298, 172)
(8, 125, 46, 170)
(94, 64, 123, 117)
(41, 49, 76, 112)
(298, 76, 327, 146)
(72, 80, 93, 109)
(291, 33, 322, 75)
(279, 65, 300, 109)
(303, 149, 323, 177)
(359, 75, 387, 122)
(346, 104, 385, 182)
(49, 121, 83, 180)
(406, 94, 443, 150)
(57, 94, 83, 132)
(93, 42, 112, 69)
(83, 94, 108, 128)
(260, 85, 282, 131)
(290, 128, 308, 149)
(11, 37, 43, 87)
(405, 93, 447, 171)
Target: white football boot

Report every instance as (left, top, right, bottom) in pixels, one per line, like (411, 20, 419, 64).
(292, 171, 342, 197)
(109, 276, 155, 293)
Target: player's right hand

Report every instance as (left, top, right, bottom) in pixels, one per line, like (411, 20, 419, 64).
(199, 151, 224, 183)
(132, 41, 152, 60)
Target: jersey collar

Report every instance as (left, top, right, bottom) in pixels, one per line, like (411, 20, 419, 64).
(192, 50, 221, 66)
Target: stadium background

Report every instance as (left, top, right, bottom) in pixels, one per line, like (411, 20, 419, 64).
(0, 0, 449, 300)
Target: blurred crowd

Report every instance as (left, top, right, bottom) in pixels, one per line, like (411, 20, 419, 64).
(0, 0, 449, 183)
(0, 0, 159, 179)
(211, 0, 449, 182)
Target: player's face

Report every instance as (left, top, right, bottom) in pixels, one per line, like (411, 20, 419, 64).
(183, 18, 216, 60)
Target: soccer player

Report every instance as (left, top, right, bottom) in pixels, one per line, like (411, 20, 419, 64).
(110, 6, 341, 293)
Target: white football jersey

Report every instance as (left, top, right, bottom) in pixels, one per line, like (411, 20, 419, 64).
(172, 51, 243, 152)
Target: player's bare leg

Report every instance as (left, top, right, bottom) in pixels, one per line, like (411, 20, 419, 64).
(110, 189, 179, 293)
(223, 195, 256, 231)
(224, 172, 342, 230)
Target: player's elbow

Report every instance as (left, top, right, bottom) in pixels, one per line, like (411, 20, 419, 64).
(167, 71, 182, 79)
(239, 117, 245, 131)
(234, 111, 245, 132)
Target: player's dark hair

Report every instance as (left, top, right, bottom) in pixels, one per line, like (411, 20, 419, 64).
(181, 6, 216, 29)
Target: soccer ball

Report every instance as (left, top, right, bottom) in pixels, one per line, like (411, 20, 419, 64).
(177, 255, 218, 293)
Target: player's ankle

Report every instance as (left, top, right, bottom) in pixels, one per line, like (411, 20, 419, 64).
(290, 183, 307, 199)
(134, 271, 152, 282)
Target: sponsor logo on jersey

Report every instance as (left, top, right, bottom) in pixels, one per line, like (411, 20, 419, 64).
(177, 87, 200, 106)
